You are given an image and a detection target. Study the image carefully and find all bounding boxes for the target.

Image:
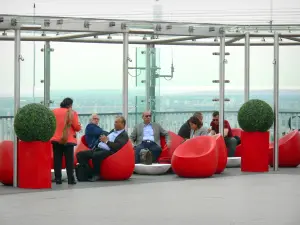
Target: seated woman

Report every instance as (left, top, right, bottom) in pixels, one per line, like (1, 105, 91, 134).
(189, 116, 208, 139)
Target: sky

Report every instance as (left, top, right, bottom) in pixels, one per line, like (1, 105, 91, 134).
(0, 0, 300, 97)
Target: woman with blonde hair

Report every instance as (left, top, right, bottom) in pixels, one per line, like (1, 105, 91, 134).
(51, 97, 81, 185)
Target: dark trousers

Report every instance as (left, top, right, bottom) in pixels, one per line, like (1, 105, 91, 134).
(134, 141, 162, 163)
(224, 136, 237, 157)
(76, 148, 113, 175)
(52, 143, 74, 180)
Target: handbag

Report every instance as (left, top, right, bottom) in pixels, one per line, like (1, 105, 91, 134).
(59, 109, 73, 144)
(75, 163, 93, 182)
(139, 148, 153, 165)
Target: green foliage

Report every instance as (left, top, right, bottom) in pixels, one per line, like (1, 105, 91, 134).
(238, 99, 274, 132)
(14, 103, 56, 142)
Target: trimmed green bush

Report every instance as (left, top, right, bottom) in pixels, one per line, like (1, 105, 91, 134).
(238, 99, 274, 132)
(14, 103, 56, 142)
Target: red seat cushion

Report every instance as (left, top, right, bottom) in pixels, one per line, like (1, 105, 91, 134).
(0, 140, 13, 185)
(269, 130, 300, 167)
(171, 136, 217, 178)
(74, 139, 93, 167)
(214, 134, 228, 174)
(100, 141, 135, 180)
(232, 128, 243, 157)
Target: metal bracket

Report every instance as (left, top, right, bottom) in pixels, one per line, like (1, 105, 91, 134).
(212, 52, 230, 56)
(18, 55, 24, 61)
(212, 98, 230, 102)
(212, 80, 230, 83)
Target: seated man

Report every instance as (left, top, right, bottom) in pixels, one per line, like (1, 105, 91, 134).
(209, 111, 237, 157)
(178, 112, 208, 139)
(76, 116, 129, 181)
(85, 114, 108, 149)
(130, 111, 170, 163)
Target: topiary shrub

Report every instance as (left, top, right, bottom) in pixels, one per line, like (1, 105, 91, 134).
(237, 99, 274, 132)
(14, 103, 56, 142)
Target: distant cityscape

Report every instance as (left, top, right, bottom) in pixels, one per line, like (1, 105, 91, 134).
(0, 89, 299, 116)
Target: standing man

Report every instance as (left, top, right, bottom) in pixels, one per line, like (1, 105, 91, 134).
(209, 111, 237, 157)
(130, 111, 170, 163)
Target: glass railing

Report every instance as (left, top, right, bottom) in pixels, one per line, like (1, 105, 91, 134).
(0, 111, 298, 142)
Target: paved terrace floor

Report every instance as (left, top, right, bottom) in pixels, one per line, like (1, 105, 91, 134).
(0, 168, 300, 225)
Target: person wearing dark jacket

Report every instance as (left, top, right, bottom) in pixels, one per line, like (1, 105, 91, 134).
(178, 112, 204, 139)
(85, 114, 108, 149)
(76, 116, 128, 182)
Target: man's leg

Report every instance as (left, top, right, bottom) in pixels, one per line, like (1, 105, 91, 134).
(91, 149, 113, 177)
(224, 137, 237, 157)
(147, 142, 162, 163)
(134, 143, 145, 164)
(76, 150, 93, 166)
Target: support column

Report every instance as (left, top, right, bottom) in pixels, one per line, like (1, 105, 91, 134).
(145, 44, 151, 111)
(43, 41, 51, 108)
(244, 32, 250, 102)
(219, 35, 226, 136)
(273, 32, 280, 171)
(13, 29, 21, 188)
(122, 32, 129, 129)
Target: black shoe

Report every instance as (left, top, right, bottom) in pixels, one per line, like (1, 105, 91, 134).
(88, 175, 100, 182)
(55, 179, 62, 185)
(68, 177, 77, 185)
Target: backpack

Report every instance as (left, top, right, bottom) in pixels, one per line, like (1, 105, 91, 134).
(75, 163, 93, 181)
(139, 148, 153, 165)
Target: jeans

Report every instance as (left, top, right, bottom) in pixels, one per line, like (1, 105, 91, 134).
(134, 141, 162, 163)
(224, 136, 237, 157)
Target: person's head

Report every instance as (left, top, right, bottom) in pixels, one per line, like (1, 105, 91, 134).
(212, 111, 219, 125)
(188, 116, 202, 130)
(114, 116, 126, 131)
(90, 114, 100, 125)
(142, 111, 152, 124)
(193, 112, 203, 122)
(60, 97, 73, 109)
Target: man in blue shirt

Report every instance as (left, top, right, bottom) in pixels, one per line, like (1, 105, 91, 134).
(77, 116, 129, 182)
(84, 114, 108, 149)
(130, 111, 170, 163)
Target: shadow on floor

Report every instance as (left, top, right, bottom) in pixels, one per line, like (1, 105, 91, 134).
(1, 167, 299, 196)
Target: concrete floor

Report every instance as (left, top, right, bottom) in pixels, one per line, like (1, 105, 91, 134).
(0, 168, 300, 225)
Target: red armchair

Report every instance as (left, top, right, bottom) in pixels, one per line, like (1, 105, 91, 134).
(214, 134, 228, 174)
(0, 140, 13, 185)
(158, 131, 184, 164)
(100, 141, 135, 180)
(232, 128, 242, 157)
(269, 130, 300, 167)
(74, 135, 91, 166)
(171, 136, 217, 178)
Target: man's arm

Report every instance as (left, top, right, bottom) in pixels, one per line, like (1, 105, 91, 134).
(129, 125, 137, 144)
(107, 132, 129, 153)
(159, 124, 170, 146)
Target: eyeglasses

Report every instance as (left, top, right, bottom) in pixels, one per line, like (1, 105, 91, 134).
(145, 115, 152, 118)
(93, 118, 99, 120)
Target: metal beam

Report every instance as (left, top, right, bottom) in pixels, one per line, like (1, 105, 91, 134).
(219, 35, 226, 137)
(150, 35, 208, 44)
(2, 35, 300, 46)
(225, 35, 244, 44)
(244, 32, 250, 102)
(282, 37, 300, 43)
(122, 32, 129, 130)
(48, 32, 105, 40)
(13, 29, 21, 188)
(43, 41, 51, 107)
(273, 32, 280, 172)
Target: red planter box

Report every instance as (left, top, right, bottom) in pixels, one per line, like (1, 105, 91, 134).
(241, 131, 269, 172)
(18, 141, 52, 189)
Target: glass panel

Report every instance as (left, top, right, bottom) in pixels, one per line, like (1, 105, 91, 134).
(150, 47, 160, 122)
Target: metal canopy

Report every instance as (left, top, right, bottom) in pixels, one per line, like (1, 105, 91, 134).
(1, 14, 300, 46)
